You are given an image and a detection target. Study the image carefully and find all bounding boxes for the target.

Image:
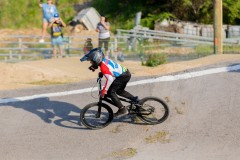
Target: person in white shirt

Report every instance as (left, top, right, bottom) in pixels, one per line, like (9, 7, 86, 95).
(96, 15, 110, 57)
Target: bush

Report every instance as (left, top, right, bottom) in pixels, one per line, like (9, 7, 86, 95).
(143, 53, 167, 67)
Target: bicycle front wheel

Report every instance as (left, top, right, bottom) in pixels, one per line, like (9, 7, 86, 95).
(80, 102, 113, 129)
(137, 97, 169, 124)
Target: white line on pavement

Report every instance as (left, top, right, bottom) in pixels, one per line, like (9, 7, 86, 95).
(0, 64, 240, 104)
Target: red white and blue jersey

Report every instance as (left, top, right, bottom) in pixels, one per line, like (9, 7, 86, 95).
(100, 58, 127, 94)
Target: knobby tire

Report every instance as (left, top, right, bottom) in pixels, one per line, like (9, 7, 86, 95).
(80, 102, 113, 129)
(137, 96, 169, 124)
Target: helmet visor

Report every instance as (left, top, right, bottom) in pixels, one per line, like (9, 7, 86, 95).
(80, 51, 91, 62)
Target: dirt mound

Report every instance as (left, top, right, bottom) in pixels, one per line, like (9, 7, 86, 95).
(0, 54, 240, 91)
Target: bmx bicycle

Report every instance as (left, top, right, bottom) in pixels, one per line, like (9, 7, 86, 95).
(80, 72, 169, 129)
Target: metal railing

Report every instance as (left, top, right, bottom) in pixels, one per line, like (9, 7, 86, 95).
(0, 35, 126, 62)
(1, 28, 240, 62)
(117, 28, 240, 45)
(0, 35, 99, 62)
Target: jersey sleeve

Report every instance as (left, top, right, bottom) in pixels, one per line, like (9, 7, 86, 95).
(102, 74, 114, 93)
(100, 63, 113, 93)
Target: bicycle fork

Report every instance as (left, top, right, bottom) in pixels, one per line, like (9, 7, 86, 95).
(96, 97, 103, 118)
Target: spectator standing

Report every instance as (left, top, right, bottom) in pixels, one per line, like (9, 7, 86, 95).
(116, 47, 124, 62)
(48, 13, 66, 58)
(83, 38, 93, 54)
(96, 15, 110, 57)
(38, 0, 58, 43)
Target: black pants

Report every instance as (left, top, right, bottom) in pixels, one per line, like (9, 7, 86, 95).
(107, 70, 135, 109)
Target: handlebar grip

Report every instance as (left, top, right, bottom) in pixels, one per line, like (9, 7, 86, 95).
(89, 66, 95, 72)
(98, 72, 103, 78)
(97, 77, 101, 82)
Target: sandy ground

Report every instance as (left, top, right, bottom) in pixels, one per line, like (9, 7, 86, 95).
(1, 54, 240, 91)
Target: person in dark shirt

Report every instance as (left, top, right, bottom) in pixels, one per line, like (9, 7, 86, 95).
(48, 13, 66, 58)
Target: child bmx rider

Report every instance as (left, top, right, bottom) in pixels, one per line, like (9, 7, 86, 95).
(80, 48, 138, 117)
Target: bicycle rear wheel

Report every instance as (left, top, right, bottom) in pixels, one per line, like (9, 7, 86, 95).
(137, 97, 169, 124)
(80, 102, 113, 129)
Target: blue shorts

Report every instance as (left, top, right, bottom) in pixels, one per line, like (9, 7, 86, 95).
(43, 17, 53, 23)
(51, 36, 63, 47)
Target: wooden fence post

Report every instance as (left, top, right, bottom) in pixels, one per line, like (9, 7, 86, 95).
(9, 50, 12, 60)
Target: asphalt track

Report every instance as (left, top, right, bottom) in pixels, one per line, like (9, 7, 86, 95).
(0, 62, 240, 160)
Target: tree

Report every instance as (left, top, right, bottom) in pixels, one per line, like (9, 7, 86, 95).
(169, 0, 213, 23)
(223, 0, 240, 24)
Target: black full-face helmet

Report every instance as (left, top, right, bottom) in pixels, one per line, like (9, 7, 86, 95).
(80, 48, 104, 66)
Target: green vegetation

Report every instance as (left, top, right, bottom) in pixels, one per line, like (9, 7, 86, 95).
(1, 0, 239, 65)
(111, 148, 137, 158)
(28, 80, 67, 86)
(142, 53, 167, 67)
(1, 0, 240, 32)
(195, 45, 214, 56)
(92, 0, 240, 33)
(175, 107, 184, 115)
(145, 130, 170, 143)
(0, 0, 80, 29)
(110, 124, 123, 133)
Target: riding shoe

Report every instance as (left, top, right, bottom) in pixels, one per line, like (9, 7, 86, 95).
(114, 107, 128, 117)
(131, 96, 139, 103)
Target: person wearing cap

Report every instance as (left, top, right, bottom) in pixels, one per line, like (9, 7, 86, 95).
(83, 38, 94, 54)
(38, 0, 58, 43)
(48, 13, 66, 58)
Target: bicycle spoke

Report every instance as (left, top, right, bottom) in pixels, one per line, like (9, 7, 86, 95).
(84, 106, 110, 127)
(142, 104, 163, 122)
(137, 97, 169, 124)
(80, 102, 113, 129)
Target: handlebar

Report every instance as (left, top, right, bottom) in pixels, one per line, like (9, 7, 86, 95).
(98, 72, 103, 78)
(97, 72, 103, 82)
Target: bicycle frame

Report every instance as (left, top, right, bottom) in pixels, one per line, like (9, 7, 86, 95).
(80, 74, 169, 129)
(96, 75, 137, 117)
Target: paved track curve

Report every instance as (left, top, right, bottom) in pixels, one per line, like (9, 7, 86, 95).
(0, 62, 239, 160)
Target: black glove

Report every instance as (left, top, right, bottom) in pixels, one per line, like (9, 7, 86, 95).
(88, 66, 95, 72)
(88, 64, 98, 72)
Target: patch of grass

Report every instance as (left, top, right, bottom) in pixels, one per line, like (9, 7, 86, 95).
(110, 124, 123, 133)
(28, 80, 68, 86)
(142, 53, 167, 67)
(195, 45, 214, 57)
(175, 107, 184, 115)
(165, 96, 170, 103)
(111, 148, 137, 158)
(145, 130, 170, 144)
(131, 116, 143, 123)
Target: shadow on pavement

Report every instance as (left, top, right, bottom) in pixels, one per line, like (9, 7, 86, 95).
(0, 97, 88, 130)
(227, 63, 240, 72)
(1, 97, 150, 130)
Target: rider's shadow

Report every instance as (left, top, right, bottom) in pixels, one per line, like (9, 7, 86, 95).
(2, 97, 85, 129)
(111, 110, 147, 125)
(227, 63, 240, 73)
(113, 116, 147, 125)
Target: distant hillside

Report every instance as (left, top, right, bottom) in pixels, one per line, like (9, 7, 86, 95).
(0, 0, 88, 29)
(1, 0, 240, 33)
